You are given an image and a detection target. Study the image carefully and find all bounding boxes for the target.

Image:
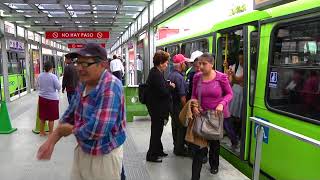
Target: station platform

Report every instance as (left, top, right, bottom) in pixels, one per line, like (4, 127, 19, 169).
(0, 92, 249, 180)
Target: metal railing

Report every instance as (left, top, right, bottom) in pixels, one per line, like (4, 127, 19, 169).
(250, 117, 320, 180)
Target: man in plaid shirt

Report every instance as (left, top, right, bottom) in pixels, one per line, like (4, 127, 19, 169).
(37, 43, 126, 180)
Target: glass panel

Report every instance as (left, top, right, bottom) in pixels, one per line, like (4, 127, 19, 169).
(165, 45, 180, 77)
(181, 43, 192, 58)
(137, 15, 141, 30)
(28, 31, 34, 40)
(149, 2, 154, 22)
(141, 9, 148, 27)
(17, 26, 24, 37)
(35, 34, 41, 42)
(153, 0, 163, 18)
(164, 0, 177, 9)
(268, 20, 320, 122)
(4, 21, 15, 35)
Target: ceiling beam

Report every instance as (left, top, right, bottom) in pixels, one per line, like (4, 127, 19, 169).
(29, 9, 142, 13)
(0, 3, 16, 13)
(2, 16, 117, 21)
(59, 4, 73, 19)
(0, 0, 121, 5)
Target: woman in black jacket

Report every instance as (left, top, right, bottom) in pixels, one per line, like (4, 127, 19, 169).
(146, 50, 175, 163)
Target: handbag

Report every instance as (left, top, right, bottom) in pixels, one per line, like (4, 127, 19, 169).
(193, 75, 224, 140)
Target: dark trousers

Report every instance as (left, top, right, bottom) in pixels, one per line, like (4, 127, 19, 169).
(112, 71, 122, 81)
(223, 117, 239, 145)
(67, 91, 76, 104)
(147, 114, 164, 158)
(137, 70, 143, 84)
(191, 140, 220, 180)
(171, 104, 187, 153)
(121, 165, 126, 180)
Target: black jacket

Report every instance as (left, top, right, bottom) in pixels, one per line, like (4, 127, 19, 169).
(146, 67, 172, 119)
(62, 64, 79, 92)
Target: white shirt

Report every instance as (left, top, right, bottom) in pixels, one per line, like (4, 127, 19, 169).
(232, 64, 243, 78)
(110, 58, 124, 74)
(137, 58, 143, 71)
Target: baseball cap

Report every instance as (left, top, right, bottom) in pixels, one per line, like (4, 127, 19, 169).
(173, 54, 187, 64)
(65, 43, 107, 61)
(188, 50, 203, 62)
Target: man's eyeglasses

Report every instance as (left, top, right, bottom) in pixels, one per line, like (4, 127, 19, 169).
(73, 61, 99, 67)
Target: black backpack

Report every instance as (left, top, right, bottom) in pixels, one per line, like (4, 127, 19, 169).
(138, 83, 148, 104)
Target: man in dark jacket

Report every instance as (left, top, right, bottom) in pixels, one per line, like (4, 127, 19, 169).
(62, 54, 79, 104)
(168, 54, 189, 156)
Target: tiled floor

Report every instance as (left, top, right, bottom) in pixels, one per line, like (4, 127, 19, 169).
(0, 92, 249, 180)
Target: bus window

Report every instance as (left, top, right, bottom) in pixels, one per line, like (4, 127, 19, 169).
(218, 30, 243, 72)
(268, 20, 320, 122)
(165, 45, 180, 77)
(192, 40, 209, 54)
(181, 42, 192, 58)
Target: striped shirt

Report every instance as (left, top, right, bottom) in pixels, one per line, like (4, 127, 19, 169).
(60, 70, 126, 155)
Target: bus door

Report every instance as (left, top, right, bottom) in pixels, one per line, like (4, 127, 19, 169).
(216, 25, 258, 160)
(243, 25, 258, 161)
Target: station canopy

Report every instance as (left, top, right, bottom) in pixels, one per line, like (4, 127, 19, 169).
(0, 0, 151, 48)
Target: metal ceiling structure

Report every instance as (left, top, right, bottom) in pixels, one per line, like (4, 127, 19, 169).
(0, 0, 151, 48)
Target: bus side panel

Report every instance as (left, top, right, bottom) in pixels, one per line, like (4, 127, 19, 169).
(8, 74, 19, 96)
(251, 23, 320, 180)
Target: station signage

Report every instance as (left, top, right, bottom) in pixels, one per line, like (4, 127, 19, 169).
(45, 31, 109, 39)
(7, 39, 24, 51)
(68, 43, 106, 48)
(254, 0, 295, 10)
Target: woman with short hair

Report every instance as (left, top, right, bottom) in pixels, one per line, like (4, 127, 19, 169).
(37, 61, 61, 136)
(145, 50, 175, 163)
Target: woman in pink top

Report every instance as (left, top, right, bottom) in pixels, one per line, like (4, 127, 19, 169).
(191, 53, 233, 180)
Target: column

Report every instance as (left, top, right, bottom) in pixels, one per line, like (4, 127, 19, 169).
(24, 30, 31, 93)
(39, 35, 43, 72)
(0, 20, 10, 102)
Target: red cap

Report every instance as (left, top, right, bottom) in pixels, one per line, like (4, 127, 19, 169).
(173, 54, 186, 64)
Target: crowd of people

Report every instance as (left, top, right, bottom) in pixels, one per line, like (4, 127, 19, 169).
(35, 43, 246, 180)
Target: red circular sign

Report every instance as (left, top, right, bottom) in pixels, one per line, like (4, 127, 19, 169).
(52, 32, 58, 38)
(97, 32, 103, 38)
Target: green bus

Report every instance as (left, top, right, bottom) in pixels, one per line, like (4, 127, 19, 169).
(1, 51, 27, 99)
(156, 0, 320, 179)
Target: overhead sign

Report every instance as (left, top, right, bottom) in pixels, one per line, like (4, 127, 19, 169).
(254, 0, 295, 10)
(45, 31, 109, 39)
(68, 43, 106, 49)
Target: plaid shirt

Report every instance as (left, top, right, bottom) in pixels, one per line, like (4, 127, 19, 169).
(60, 70, 126, 155)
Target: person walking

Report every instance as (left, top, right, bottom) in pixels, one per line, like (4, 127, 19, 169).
(62, 54, 79, 104)
(37, 61, 61, 136)
(110, 54, 125, 81)
(37, 43, 126, 180)
(191, 53, 233, 180)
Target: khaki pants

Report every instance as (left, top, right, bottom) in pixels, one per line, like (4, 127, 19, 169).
(71, 145, 123, 180)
